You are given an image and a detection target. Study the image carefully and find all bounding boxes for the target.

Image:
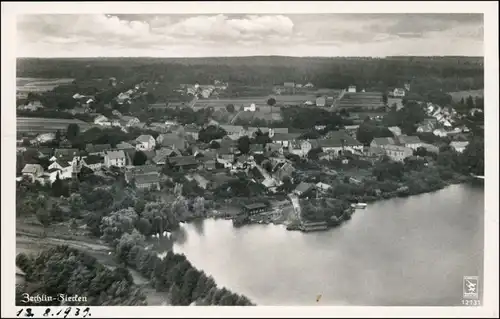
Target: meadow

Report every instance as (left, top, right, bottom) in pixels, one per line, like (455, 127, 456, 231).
(16, 77, 75, 93)
(17, 117, 91, 134)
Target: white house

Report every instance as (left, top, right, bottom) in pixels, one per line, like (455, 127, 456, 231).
(315, 182, 332, 192)
(348, 85, 357, 93)
(450, 141, 469, 153)
(135, 135, 156, 151)
(433, 129, 448, 137)
(21, 164, 44, 182)
(94, 115, 111, 126)
(104, 150, 127, 168)
(243, 103, 256, 112)
(48, 160, 73, 179)
(392, 88, 406, 97)
(315, 96, 326, 107)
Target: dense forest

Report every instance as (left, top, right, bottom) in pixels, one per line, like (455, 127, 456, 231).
(17, 56, 484, 93)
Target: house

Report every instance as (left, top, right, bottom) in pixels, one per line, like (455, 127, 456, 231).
(293, 182, 315, 198)
(242, 203, 268, 215)
(315, 96, 326, 107)
(433, 128, 449, 137)
(168, 156, 199, 171)
(316, 182, 332, 192)
(21, 164, 44, 182)
(271, 133, 301, 147)
(220, 125, 244, 137)
(83, 155, 104, 171)
(283, 82, 295, 88)
(134, 174, 161, 190)
(136, 135, 156, 151)
(384, 145, 414, 162)
(85, 144, 111, 156)
(396, 135, 422, 150)
(152, 148, 182, 165)
(347, 85, 357, 93)
(51, 148, 80, 162)
(156, 133, 185, 150)
(304, 82, 314, 88)
(94, 115, 111, 126)
(104, 150, 126, 168)
(243, 103, 256, 112)
(289, 140, 317, 158)
(450, 141, 469, 153)
(318, 131, 364, 156)
(370, 137, 397, 149)
(35, 133, 56, 144)
(392, 88, 406, 97)
(317, 151, 334, 161)
(388, 126, 402, 137)
(48, 160, 74, 179)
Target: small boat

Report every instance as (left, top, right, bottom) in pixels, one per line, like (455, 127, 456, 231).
(351, 203, 367, 209)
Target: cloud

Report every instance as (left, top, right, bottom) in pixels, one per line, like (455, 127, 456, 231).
(16, 13, 484, 57)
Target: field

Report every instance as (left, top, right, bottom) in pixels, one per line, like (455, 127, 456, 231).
(194, 94, 318, 110)
(448, 89, 484, 102)
(16, 77, 75, 93)
(17, 117, 91, 134)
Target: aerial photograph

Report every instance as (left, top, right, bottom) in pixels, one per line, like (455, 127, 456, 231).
(13, 12, 486, 309)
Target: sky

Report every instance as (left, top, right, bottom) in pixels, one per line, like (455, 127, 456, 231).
(16, 13, 484, 58)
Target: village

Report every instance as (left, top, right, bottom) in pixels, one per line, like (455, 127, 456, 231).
(16, 76, 483, 233)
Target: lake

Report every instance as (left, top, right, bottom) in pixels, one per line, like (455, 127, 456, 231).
(159, 183, 484, 306)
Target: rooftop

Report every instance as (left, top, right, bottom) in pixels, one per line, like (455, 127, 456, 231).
(105, 150, 126, 160)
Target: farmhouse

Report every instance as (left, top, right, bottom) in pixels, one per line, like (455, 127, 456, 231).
(271, 133, 301, 147)
(21, 164, 44, 182)
(157, 133, 185, 150)
(316, 96, 326, 107)
(392, 88, 406, 97)
(104, 150, 126, 168)
(243, 103, 256, 112)
(319, 131, 363, 155)
(134, 174, 161, 190)
(348, 85, 357, 93)
(136, 135, 156, 151)
(450, 141, 469, 153)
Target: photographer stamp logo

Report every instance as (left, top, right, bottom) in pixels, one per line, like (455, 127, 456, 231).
(462, 276, 479, 299)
